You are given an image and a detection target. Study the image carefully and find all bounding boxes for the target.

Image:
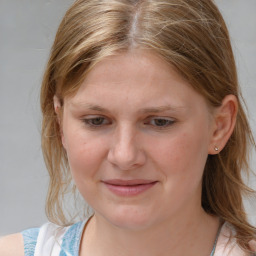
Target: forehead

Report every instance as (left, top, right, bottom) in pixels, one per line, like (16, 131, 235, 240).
(80, 50, 187, 89)
(65, 50, 210, 117)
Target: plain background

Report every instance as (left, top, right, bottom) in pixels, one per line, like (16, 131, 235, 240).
(0, 0, 256, 236)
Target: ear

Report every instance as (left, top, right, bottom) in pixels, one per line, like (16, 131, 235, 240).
(53, 95, 66, 148)
(53, 95, 61, 114)
(208, 95, 238, 155)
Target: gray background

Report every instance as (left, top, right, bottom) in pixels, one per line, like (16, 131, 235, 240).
(0, 0, 256, 236)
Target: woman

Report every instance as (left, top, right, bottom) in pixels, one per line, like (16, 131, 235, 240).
(1, 0, 256, 255)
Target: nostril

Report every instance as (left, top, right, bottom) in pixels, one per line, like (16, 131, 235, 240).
(107, 128, 146, 170)
(107, 144, 146, 170)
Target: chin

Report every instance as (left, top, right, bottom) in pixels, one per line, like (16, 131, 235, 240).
(101, 206, 157, 231)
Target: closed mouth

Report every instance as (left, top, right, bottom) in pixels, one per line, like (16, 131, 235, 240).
(102, 179, 158, 196)
(102, 179, 157, 186)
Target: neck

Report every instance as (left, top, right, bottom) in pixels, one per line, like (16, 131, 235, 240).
(81, 208, 219, 256)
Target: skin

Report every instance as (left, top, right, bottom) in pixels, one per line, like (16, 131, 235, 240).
(0, 234, 24, 256)
(57, 50, 237, 256)
(0, 50, 239, 256)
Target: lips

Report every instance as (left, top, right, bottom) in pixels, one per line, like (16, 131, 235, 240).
(102, 179, 157, 196)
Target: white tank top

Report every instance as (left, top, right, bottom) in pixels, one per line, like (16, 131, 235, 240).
(21, 219, 249, 256)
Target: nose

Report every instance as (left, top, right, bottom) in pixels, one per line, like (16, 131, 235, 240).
(107, 125, 146, 170)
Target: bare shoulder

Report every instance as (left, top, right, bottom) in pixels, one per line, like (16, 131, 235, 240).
(249, 239, 256, 253)
(0, 233, 24, 256)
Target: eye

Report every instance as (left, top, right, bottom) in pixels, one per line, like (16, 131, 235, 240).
(82, 116, 110, 127)
(145, 117, 175, 128)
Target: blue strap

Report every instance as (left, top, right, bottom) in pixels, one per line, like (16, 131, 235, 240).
(60, 221, 86, 256)
(21, 228, 40, 256)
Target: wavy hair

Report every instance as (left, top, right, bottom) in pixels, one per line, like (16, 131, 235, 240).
(40, 0, 255, 251)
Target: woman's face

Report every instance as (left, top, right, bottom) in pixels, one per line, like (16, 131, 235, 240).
(60, 50, 216, 230)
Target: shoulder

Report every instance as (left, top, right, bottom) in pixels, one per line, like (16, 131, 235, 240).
(0, 233, 24, 256)
(249, 239, 256, 253)
(215, 222, 256, 256)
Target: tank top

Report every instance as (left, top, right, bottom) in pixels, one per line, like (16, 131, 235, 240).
(21, 218, 252, 256)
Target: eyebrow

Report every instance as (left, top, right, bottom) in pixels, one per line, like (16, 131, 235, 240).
(139, 105, 186, 114)
(70, 102, 109, 112)
(70, 102, 187, 113)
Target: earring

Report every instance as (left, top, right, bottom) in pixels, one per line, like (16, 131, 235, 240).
(214, 146, 219, 151)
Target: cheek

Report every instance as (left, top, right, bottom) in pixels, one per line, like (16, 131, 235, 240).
(63, 127, 106, 182)
(149, 130, 208, 185)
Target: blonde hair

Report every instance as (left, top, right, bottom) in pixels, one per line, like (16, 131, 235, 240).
(40, 0, 256, 251)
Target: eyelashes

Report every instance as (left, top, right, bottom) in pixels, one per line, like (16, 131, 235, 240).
(82, 116, 175, 129)
(83, 117, 111, 126)
(144, 117, 175, 127)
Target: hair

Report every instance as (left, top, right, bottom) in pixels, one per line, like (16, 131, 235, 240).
(40, 0, 256, 252)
